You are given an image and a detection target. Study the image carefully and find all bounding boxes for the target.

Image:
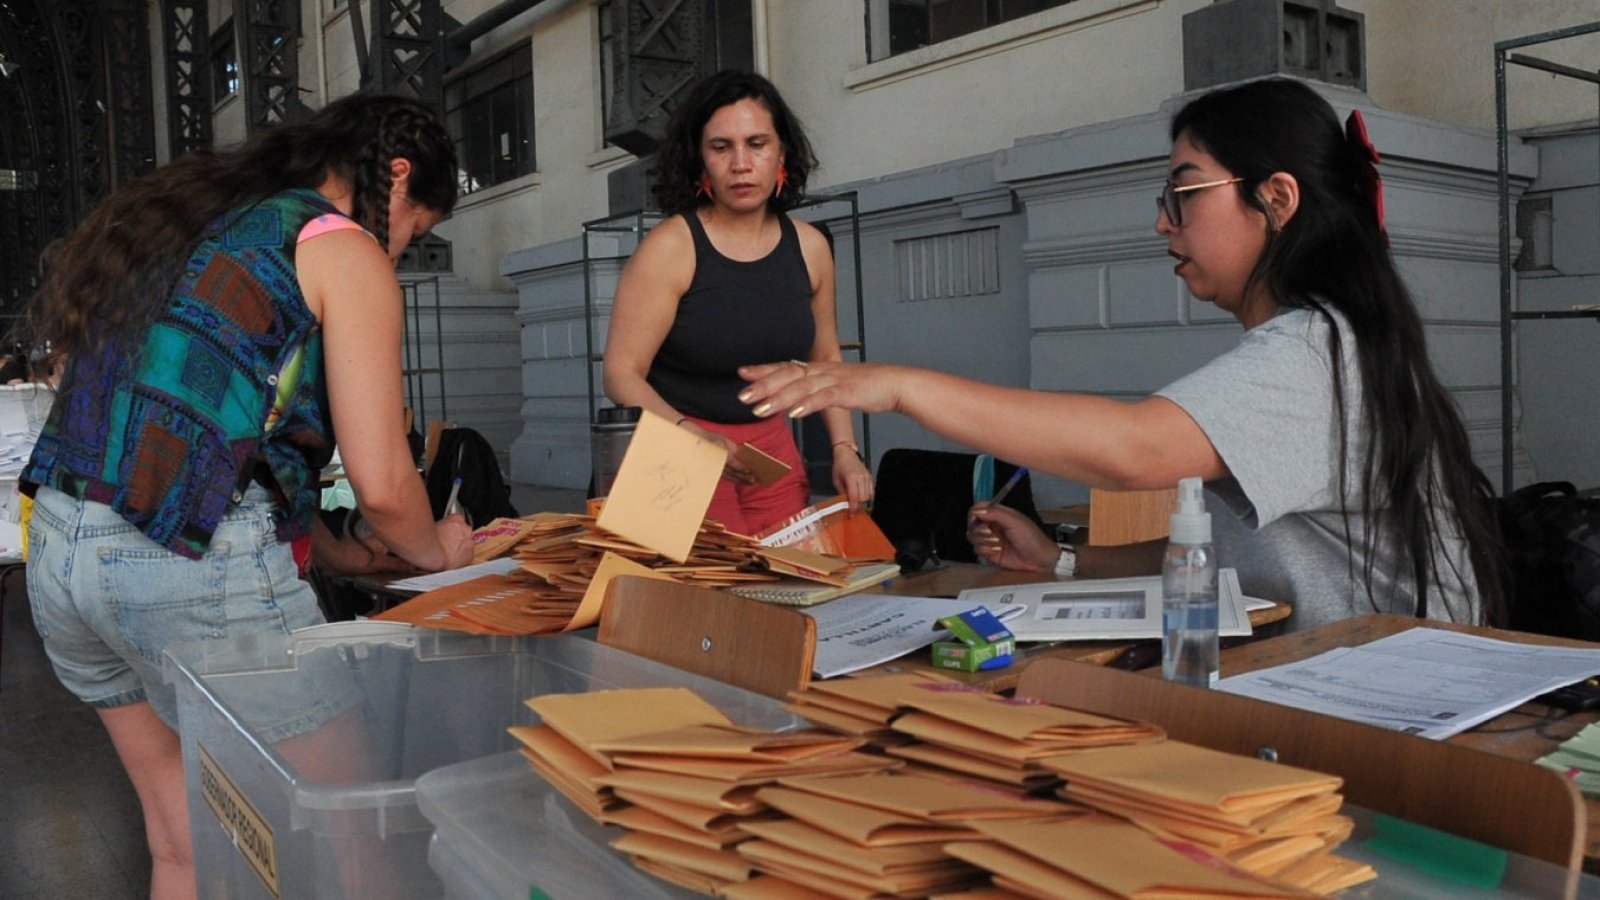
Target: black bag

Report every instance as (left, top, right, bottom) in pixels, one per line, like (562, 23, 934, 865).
(871, 448, 1045, 572)
(425, 427, 519, 528)
(1499, 481, 1600, 640)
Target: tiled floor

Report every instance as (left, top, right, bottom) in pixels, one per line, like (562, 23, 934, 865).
(0, 482, 584, 900)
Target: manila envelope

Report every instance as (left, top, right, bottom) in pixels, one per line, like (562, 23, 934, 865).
(782, 701, 897, 740)
(896, 687, 1165, 748)
(753, 786, 982, 847)
(1045, 741, 1342, 824)
(1272, 852, 1376, 895)
(610, 749, 899, 784)
(720, 875, 843, 900)
(526, 687, 731, 769)
(630, 857, 729, 896)
(792, 671, 959, 720)
(514, 747, 618, 821)
(736, 839, 981, 897)
(596, 766, 766, 813)
(570, 551, 677, 631)
(974, 818, 1317, 899)
(886, 741, 1059, 790)
(597, 409, 728, 563)
(613, 787, 775, 837)
(738, 817, 968, 878)
(611, 831, 755, 883)
(601, 804, 749, 851)
(943, 841, 1104, 899)
(1061, 788, 1348, 850)
(736, 442, 793, 486)
(774, 770, 1067, 822)
(468, 516, 540, 563)
(592, 723, 863, 762)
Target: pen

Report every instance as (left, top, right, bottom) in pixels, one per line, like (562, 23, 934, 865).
(987, 467, 1027, 507)
(443, 476, 464, 518)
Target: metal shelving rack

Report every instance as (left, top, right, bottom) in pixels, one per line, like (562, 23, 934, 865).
(1495, 20, 1600, 495)
(580, 191, 871, 488)
(399, 274, 447, 433)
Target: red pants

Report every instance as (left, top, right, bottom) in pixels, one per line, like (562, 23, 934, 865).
(687, 415, 811, 536)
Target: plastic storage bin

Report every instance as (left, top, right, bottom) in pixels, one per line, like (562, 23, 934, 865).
(165, 623, 798, 900)
(419, 751, 700, 900)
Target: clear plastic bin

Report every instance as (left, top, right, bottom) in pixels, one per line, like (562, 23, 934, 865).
(421, 752, 698, 900)
(165, 623, 798, 900)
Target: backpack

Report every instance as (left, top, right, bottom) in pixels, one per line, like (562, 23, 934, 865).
(871, 448, 1045, 572)
(1499, 481, 1600, 640)
(425, 427, 519, 528)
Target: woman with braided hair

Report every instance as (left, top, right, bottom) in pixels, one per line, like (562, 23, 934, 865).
(740, 78, 1503, 633)
(18, 92, 472, 899)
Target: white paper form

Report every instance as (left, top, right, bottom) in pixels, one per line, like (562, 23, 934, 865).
(1216, 627, 1600, 740)
(802, 594, 1020, 679)
(385, 556, 522, 592)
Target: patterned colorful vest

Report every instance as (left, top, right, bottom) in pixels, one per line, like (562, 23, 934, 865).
(24, 189, 340, 558)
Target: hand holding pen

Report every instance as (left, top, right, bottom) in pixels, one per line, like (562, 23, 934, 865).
(442, 475, 464, 519)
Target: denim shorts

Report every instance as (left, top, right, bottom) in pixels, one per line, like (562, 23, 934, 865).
(27, 484, 346, 737)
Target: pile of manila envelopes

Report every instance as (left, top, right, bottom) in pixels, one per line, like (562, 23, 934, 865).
(510, 671, 1375, 898)
(378, 413, 895, 635)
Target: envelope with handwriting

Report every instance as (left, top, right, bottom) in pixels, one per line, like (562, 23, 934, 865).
(596, 409, 728, 562)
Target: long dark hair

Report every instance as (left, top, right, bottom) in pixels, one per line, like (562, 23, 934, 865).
(649, 69, 816, 216)
(27, 92, 457, 360)
(1172, 77, 1503, 625)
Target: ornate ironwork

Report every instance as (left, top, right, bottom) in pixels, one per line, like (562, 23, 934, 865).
(238, 0, 304, 129)
(606, 0, 707, 156)
(105, 0, 155, 181)
(371, 0, 447, 111)
(162, 0, 213, 157)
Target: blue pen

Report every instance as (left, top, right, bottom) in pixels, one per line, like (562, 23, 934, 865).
(443, 476, 464, 518)
(987, 467, 1027, 507)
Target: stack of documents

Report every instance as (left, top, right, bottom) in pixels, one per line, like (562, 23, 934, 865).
(784, 672, 960, 747)
(1045, 741, 1373, 893)
(0, 384, 52, 478)
(1537, 721, 1600, 795)
(885, 687, 1165, 791)
(733, 770, 1073, 897)
(512, 686, 901, 895)
(947, 817, 1328, 898)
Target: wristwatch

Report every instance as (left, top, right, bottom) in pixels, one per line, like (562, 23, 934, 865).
(1053, 544, 1077, 578)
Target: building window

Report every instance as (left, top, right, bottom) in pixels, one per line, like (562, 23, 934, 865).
(867, 0, 1077, 61)
(211, 19, 238, 102)
(445, 44, 535, 194)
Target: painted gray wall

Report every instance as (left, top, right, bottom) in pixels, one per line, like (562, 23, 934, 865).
(504, 81, 1545, 504)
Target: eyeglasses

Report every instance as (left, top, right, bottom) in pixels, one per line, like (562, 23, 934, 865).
(1157, 177, 1245, 227)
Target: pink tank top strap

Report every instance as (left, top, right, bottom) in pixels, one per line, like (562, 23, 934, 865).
(296, 213, 371, 245)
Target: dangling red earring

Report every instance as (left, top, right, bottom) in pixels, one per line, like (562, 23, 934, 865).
(774, 164, 788, 198)
(695, 173, 711, 199)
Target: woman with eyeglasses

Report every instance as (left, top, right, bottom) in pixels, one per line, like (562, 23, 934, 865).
(738, 77, 1502, 632)
(603, 70, 872, 535)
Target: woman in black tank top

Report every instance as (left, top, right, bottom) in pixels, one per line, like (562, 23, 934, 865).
(602, 70, 873, 535)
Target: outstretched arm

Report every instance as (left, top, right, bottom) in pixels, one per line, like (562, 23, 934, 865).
(739, 361, 1227, 490)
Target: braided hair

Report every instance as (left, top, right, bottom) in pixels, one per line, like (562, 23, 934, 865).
(1171, 78, 1503, 626)
(26, 92, 457, 359)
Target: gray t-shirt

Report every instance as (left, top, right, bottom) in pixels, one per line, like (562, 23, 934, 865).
(1157, 308, 1478, 631)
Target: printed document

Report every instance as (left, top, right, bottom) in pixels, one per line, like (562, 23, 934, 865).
(1216, 627, 1600, 739)
(802, 594, 1020, 679)
(386, 556, 522, 592)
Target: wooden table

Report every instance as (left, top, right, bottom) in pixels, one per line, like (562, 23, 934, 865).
(848, 562, 1291, 693)
(1219, 614, 1600, 868)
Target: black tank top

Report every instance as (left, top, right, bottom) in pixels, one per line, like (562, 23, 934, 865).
(647, 211, 816, 423)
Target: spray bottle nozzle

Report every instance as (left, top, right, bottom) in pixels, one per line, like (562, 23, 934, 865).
(1169, 476, 1212, 545)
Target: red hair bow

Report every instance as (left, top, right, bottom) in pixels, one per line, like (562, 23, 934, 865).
(1345, 109, 1387, 243)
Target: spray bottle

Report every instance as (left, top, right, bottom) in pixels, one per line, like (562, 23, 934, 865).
(1162, 476, 1218, 686)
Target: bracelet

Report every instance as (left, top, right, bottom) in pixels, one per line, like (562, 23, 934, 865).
(831, 439, 859, 453)
(1053, 544, 1077, 578)
(674, 416, 689, 427)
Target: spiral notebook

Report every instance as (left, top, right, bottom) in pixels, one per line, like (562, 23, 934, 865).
(729, 561, 903, 607)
